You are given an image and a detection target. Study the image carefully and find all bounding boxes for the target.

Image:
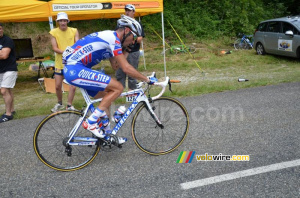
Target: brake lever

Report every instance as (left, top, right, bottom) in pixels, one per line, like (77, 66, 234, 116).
(168, 80, 173, 93)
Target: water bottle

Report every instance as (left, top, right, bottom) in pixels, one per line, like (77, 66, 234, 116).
(113, 105, 126, 123)
(238, 78, 249, 82)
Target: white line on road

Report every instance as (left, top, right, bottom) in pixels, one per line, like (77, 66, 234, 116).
(181, 159, 300, 190)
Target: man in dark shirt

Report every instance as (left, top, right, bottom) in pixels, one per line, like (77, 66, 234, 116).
(0, 23, 18, 123)
(116, 4, 145, 91)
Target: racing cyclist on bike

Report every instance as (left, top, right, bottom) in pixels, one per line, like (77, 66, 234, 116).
(62, 15, 157, 144)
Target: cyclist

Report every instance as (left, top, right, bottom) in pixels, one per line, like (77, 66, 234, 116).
(62, 15, 157, 144)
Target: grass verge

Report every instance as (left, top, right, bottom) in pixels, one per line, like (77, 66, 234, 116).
(4, 42, 300, 120)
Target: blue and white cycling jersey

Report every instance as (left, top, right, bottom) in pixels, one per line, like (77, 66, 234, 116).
(63, 30, 123, 97)
(63, 30, 123, 67)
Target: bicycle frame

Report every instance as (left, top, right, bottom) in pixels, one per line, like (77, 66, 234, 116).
(241, 34, 253, 48)
(170, 45, 189, 53)
(66, 76, 169, 146)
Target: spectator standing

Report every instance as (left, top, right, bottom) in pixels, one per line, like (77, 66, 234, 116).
(116, 4, 145, 90)
(50, 12, 79, 112)
(0, 22, 18, 123)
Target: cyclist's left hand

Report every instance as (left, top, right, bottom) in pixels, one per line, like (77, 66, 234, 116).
(148, 76, 158, 85)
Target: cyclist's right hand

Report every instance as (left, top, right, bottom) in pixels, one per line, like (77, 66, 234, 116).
(148, 76, 158, 85)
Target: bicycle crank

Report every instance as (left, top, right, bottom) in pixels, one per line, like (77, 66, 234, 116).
(99, 134, 121, 152)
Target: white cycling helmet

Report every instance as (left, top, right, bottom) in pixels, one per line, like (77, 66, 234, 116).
(117, 15, 142, 37)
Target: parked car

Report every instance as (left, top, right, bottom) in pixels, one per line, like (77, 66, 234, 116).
(253, 15, 300, 58)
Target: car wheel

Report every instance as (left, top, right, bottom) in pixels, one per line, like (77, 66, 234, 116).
(256, 43, 266, 55)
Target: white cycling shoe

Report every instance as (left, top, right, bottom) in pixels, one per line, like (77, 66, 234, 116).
(82, 121, 105, 138)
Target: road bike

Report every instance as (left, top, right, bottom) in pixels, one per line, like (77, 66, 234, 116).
(170, 44, 196, 54)
(234, 33, 254, 50)
(33, 73, 189, 171)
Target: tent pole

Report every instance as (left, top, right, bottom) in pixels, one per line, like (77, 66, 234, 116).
(49, 16, 54, 30)
(161, 12, 166, 77)
(139, 16, 146, 70)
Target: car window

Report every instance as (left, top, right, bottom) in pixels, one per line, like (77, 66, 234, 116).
(266, 21, 280, 33)
(291, 20, 300, 31)
(282, 22, 294, 33)
(257, 22, 268, 31)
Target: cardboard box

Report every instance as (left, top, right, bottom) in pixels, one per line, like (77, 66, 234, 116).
(44, 78, 70, 93)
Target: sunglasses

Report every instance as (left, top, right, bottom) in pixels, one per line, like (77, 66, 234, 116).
(130, 30, 138, 41)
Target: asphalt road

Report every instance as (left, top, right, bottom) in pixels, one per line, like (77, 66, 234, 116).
(0, 82, 299, 197)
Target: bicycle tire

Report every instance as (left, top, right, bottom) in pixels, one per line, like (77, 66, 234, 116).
(243, 39, 252, 50)
(189, 46, 196, 53)
(234, 38, 244, 50)
(235, 39, 251, 50)
(33, 111, 100, 171)
(131, 97, 189, 155)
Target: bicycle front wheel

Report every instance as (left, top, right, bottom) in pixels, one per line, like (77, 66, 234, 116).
(131, 97, 189, 155)
(189, 46, 196, 53)
(33, 111, 100, 171)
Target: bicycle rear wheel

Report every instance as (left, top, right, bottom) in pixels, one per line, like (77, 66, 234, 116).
(234, 38, 244, 50)
(234, 39, 250, 50)
(131, 97, 189, 155)
(33, 111, 100, 171)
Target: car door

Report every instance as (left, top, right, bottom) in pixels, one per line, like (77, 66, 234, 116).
(264, 21, 281, 54)
(278, 22, 299, 57)
(254, 22, 268, 47)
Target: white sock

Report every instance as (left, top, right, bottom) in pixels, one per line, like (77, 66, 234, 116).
(87, 108, 106, 124)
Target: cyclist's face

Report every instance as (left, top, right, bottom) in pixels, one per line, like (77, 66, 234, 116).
(123, 28, 136, 47)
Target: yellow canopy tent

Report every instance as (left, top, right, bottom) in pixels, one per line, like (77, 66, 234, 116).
(0, 0, 163, 22)
(0, 0, 167, 75)
(0, 1, 49, 22)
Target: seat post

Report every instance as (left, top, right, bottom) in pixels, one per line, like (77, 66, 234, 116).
(80, 88, 92, 105)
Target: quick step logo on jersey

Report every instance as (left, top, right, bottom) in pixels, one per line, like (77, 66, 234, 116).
(176, 151, 195, 163)
(78, 69, 110, 82)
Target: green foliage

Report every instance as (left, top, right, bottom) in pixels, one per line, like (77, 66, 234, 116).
(4, 0, 298, 57)
(143, 0, 295, 40)
(5, 1, 296, 43)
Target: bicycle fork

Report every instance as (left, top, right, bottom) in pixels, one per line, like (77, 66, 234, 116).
(144, 98, 164, 129)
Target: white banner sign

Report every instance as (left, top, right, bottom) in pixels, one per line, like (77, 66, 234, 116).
(52, 3, 103, 11)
